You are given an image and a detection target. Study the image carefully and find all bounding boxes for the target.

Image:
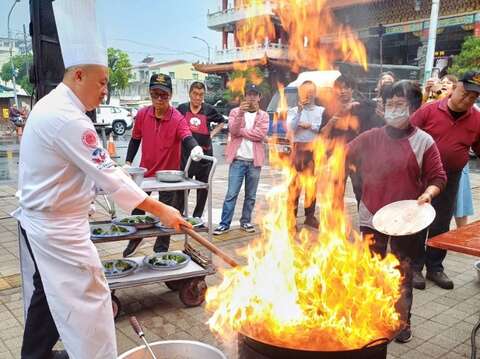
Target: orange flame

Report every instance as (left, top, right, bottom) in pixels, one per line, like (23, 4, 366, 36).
(207, 137, 402, 350)
(206, 0, 402, 351)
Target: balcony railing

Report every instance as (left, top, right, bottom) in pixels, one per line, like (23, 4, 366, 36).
(207, 1, 276, 30)
(213, 42, 289, 64)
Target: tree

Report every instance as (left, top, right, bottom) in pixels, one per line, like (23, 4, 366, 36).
(204, 74, 225, 105)
(449, 36, 480, 77)
(0, 54, 34, 96)
(107, 48, 132, 104)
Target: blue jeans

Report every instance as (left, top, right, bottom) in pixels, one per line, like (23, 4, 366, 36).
(219, 160, 261, 227)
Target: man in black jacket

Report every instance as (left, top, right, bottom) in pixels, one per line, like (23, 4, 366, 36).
(176, 81, 225, 218)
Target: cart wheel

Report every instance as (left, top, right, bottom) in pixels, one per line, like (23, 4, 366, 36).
(165, 279, 185, 291)
(179, 278, 207, 307)
(111, 294, 121, 320)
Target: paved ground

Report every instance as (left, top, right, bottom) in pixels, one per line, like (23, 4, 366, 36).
(0, 133, 480, 358)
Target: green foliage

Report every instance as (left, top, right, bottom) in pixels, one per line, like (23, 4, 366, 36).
(204, 75, 226, 105)
(0, 54, 34, 95)
(449, 36, 480, 77)
(107, 48, 132, 104)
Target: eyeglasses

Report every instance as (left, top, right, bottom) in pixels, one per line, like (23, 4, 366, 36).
(150, 92, 170, 100)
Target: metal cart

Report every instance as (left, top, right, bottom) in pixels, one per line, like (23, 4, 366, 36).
(91, 155, 218, 317)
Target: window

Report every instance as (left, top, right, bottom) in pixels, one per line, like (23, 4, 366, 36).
(169, 72, 175, 79)
(192, 73, 199, 80)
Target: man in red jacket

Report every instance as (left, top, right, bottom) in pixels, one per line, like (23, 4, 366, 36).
(123, 74, 203, 257)
(410, 71, 480, 290)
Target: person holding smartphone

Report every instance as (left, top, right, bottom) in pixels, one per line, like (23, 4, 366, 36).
(213, 84, 269, 235)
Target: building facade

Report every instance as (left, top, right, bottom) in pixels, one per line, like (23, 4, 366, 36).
(119, 58, 206, 107)
(196, 0, 480, 80)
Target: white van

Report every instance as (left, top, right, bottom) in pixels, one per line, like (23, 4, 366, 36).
(267, 70, 341, 154)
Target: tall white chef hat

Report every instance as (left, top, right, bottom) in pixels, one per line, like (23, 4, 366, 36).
(52, 0, 107, 69)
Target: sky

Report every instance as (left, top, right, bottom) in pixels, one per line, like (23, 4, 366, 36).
(1, 0, 222, 64)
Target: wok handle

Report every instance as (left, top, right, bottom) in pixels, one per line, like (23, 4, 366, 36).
(129, 316, 144, 337)
(181, 225, 239, 268)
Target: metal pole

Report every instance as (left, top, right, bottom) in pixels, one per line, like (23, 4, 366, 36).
(193, 36, 211, 63)
(23, 24, 29, 76)
(424, 0, 440, 82)
(380, 34, 383, 74)
(7, 0, 20, 108)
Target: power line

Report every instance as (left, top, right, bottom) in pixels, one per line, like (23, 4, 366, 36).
(111, 38, 208, 59)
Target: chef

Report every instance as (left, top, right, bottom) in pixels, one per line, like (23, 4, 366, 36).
(11, 1, 189, 358)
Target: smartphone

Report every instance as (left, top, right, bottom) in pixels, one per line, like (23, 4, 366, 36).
(431, 67, 440, 80)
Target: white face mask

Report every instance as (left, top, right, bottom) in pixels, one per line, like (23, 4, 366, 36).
(384, 105, 410, 128)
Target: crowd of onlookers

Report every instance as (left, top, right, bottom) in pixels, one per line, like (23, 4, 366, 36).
(55, 68, 479, 344)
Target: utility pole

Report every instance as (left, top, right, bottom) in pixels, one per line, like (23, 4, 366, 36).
(378, 24, 385, 74)
(7, 0, 21, 108)
(424, 0, 440, 83)
(23, 24, 29, 79)
(192, 36, 211, 63)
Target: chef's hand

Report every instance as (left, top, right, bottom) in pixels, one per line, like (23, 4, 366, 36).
(190, 146, 204, 162)
(298, 122, 312, 129)
(159, 205, 192, 231)
(417, 192, 432, 205)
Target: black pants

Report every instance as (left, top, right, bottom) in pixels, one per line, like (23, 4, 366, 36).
(289, 146, 316, 219)
(20, 225, 61, 359)
(176, 160, 211, 218)
(361, 226, 423, 324)
(129, 191, 177, 252)
(412, 171, 462, 273)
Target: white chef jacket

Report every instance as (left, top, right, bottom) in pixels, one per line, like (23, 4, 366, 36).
(12, 82, 148, 359)
(16, 82, 146, 216)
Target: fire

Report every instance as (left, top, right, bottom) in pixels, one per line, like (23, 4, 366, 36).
(207, 0, 403, 351)
(206, 137, 402, 350)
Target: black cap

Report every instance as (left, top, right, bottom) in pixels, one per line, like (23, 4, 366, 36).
(460, 71, 480, 93)
(150, 73, 172, 94)
(245, 84, 261, 95)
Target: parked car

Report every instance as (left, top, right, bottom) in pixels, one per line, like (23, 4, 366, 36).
(95, 105, 133, 135)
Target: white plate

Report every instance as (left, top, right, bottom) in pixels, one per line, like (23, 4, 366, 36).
(372, 200, 436, 236)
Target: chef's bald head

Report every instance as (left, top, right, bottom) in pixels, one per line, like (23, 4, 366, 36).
(63, 64, 109, 111)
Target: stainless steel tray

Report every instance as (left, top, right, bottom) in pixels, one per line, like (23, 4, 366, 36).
(102, 259, 138, 279)
(113, 215, 159, 229)
(143, 252, 191, 271)
(155, 170, 185, 183)
(91, 223, 137, 239)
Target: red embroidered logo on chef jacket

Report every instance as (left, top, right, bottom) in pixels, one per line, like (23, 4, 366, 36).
(82, 129, 98, 148)
(185, 112, 209, 136)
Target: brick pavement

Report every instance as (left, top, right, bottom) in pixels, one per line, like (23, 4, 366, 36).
(0, 163, 479, 358)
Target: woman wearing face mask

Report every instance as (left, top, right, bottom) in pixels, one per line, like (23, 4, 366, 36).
(347, 80, 447, 344)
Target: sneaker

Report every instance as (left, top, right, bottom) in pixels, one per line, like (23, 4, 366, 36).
(426, 271, 454, 290)
(123, 239, 142, 258)
(304, 216, 319, 229)
(213, 225, 230, 235)
(395, 324, 412, 343)
(412, 271, 426, 290)
(240, 223, 255, 233)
